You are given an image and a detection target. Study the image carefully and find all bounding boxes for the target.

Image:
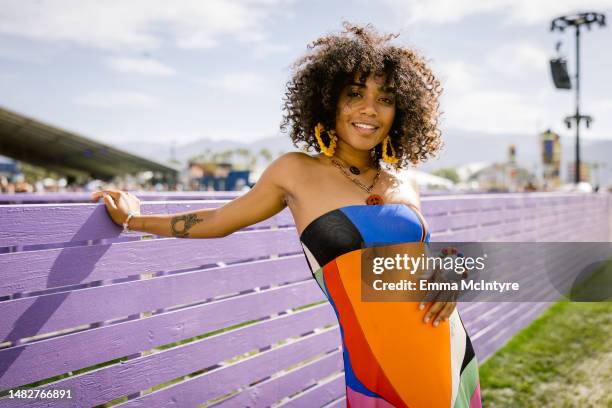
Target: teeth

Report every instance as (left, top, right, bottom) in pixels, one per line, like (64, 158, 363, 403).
(353, 123, 377, 129)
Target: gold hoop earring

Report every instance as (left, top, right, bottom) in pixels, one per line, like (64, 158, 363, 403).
(382, 135, 399, 164)
(314, 123, 337, 157)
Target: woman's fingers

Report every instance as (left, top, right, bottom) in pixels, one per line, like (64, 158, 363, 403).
(90, 191, 103, 202)
(423, 300, 443, 324)
(103, 190, 123, 202)
(433, 302, 457, 327)
(423, 301, 457, 327)
(103, 194, 118, 211)
(91, 189, 120, 202)
(90, 189, 141, 229)
(92, 189, 135, 206)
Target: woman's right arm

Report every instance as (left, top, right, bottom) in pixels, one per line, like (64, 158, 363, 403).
(91, 153, 301, 238)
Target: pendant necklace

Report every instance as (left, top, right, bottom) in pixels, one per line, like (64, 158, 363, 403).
(333, 157, 371, 175)
(330, 158, 384, 205)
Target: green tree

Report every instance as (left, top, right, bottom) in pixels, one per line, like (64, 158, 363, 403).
(258, 148, 273, 163)
(431, 167, 460, 183)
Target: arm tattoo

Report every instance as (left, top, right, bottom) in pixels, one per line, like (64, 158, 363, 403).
(170, 214, 203, 238)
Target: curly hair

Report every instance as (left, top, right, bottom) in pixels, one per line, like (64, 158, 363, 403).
(280, 22, 444, 168)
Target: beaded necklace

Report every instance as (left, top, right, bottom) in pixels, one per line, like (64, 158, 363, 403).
(330, 158, 385, 204)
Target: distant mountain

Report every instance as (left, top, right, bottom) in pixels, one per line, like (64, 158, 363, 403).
(120, 139, 241, 163)
(120, 135, 298, 164)
(117, 129, 612, 186)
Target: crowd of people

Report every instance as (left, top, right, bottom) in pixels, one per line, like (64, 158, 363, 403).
(0, 175, 180, 194)
(0, 175, 35, 193)
(1, 174, 609, 195)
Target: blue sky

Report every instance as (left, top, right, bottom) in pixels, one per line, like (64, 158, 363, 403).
(1, 0, 611, 149)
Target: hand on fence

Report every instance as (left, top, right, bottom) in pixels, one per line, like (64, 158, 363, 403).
(90, 189, 141, 228)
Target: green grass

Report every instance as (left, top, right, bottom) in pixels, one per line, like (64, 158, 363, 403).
(479, 262, 612, 407)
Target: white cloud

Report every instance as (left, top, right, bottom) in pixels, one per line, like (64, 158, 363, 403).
(0, 0, 291, 51)
(592, 99, 612, 111)
(485, 42, 549, 77)
(434, 61, 484, 93)
(252, 43, 291, 59)
(435, 59, 558, 134)
(0, 36, 55, 63)
(441, 86, 612, 140)
(588, 99, 612, 135)
(196, 72, 270, 94)
(434, 59, 612, 138)
(383, 0, 612, 25)
(107, 57, 175, 76)
(441, 89, 541, 134)
(0, 72, 17, 84)
(76, 91, 160, 108)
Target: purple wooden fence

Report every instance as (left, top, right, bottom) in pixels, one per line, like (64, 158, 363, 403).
(0, 192, 610, 407)
(0, 192, 243, 204)
(423, 192, 612, 363)
(0, 190, 482, 204)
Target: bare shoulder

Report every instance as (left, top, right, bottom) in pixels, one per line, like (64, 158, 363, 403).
(381, 166, 422, 210)
(261, 151, 319, 194)
(273, 151, 317, 167)
(266, 151, 317, 177)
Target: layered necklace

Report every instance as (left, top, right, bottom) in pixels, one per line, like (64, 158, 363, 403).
(330, 157, 385, 205)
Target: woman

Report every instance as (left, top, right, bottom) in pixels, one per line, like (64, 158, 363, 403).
(92, 22, 481, 408)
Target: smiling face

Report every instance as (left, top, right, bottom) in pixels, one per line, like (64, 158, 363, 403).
(334, 73, 396, 152)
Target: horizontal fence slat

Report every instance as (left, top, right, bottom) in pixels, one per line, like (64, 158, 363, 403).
(278, 372, 346, 407)
(0, 192, 244, 204)
(1, 193, 607, 249)
(0, 228, 301, 298)
(0, 203, 294, 247)
(0, 191, 549, 205)
(211, 350, 344, 408)
(323, 396, 347, 408)
(0, 255, 310, 341)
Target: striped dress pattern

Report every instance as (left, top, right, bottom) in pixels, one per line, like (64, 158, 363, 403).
(299, 203, 481, 408)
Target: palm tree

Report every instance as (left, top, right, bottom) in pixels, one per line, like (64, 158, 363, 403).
(258, 148, 273, 163)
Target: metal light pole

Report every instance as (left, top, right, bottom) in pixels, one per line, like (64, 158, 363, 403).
(550, 12, 606, 184)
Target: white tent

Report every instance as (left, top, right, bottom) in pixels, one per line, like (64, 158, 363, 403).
(399, 168, 455, 190)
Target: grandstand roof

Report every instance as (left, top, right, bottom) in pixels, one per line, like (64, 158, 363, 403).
(0, 106, 178, 180)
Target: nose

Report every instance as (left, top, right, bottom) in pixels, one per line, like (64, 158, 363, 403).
(359, 94, 378, 116)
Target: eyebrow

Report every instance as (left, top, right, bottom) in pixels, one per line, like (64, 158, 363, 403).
(348, 81, 395, 93)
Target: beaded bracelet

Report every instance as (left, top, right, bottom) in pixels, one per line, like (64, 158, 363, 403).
(122, 212, 136, 233)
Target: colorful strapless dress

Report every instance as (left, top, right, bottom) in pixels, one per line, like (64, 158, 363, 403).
(299, 204, 482, 408)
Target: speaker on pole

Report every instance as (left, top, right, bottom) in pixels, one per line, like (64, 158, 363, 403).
(550, 58, 572, 89)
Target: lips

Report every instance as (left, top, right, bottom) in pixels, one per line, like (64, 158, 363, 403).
(351, 122, 379, 135)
